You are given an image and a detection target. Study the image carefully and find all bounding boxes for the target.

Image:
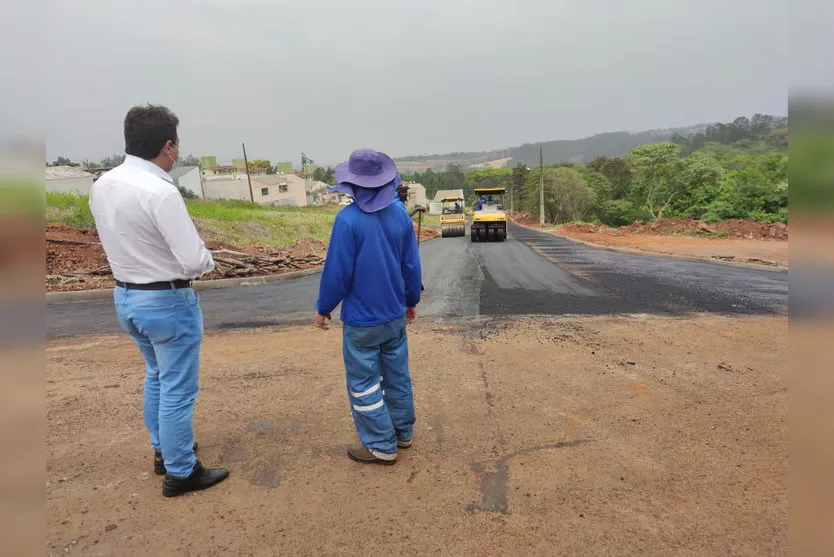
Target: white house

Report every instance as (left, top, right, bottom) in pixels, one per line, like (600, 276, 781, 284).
(252, 174, 308, 207)
(202, 174, 308, 207)
(169, 166, 204, 198)
(202, 179, 251, 201)
(45, 166, 96, 195)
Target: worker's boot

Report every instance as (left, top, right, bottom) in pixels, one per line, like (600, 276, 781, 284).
(162, 461, 229, 497)
(154, 442, 199, 475)
(347, 444, 397, 465)
(397, 436, 413, 449)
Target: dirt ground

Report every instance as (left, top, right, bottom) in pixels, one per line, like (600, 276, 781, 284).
(45, 223, 439, 292)
(512, 217, 789, 267)
(555, 232, 788, 267)
(46, 314, 787, 556)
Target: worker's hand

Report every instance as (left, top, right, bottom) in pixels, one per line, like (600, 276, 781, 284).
(315, 312, 332, 330)
(406, 307, 418, 325)
(415, 206, 426, 213)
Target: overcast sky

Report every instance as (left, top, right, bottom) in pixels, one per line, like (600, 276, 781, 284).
(31, 0, 794, 165)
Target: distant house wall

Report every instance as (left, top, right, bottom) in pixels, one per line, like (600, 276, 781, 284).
(202, 180, 252, 201)
(46, 176, 94, 195)
(252, 175, 308, 207)
(175, 168, 204, 198)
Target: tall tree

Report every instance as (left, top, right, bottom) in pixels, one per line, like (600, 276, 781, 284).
(586, 156, 632, 198)
(100, 154, 126, 168)
(627, 143, 682, 221)
(174, 154, 201, 168)
(510, 162, 530, 211)
(525, 167, 596, 223)
(312, 166, 336, 185)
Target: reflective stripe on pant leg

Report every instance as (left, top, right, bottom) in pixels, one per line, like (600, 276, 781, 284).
(343, 323, 397, 454)
(378, 316, 415, 442)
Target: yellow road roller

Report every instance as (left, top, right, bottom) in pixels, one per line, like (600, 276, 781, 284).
(439, 196, 466, 238)
(470, 187, 507, 242)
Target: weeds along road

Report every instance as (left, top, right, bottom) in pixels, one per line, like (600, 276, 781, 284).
(47, 222, 788, 339)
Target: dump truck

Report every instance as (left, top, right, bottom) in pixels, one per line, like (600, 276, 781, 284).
(470, 187, 507, 242)
(439, 196, 465, 238)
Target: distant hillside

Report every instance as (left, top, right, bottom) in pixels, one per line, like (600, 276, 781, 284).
(395, 123, 713, 171)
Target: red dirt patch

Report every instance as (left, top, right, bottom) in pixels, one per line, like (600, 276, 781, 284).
(46, 225, 330, 293)
(47, 223, 438, 292)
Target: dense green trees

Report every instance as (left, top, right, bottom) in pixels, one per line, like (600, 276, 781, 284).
(402, 115, 788, 225)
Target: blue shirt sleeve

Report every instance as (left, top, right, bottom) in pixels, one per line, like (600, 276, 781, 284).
(401, 215, 422, 308)
(315, 214, 356, 315)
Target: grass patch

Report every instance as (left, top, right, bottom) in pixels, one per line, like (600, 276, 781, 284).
(412, 213, 441, 227)
(46, 192, 94, 227)
(46, 193, 340, 247)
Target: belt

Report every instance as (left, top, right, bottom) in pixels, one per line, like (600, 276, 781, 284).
(115, 279, 192, 290)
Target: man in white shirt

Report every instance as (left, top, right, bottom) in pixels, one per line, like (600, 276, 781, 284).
(89, 104, 229, 497)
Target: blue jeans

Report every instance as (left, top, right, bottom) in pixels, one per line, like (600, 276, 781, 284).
(114, 286, 202, 478)
(343, 316, 415, 454)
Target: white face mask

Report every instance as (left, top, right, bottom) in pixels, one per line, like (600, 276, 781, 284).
(166, 146, 179, 166)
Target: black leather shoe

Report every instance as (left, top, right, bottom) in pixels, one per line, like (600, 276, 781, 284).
(162, 460, 229, 497)
(154, 442, 199, 475)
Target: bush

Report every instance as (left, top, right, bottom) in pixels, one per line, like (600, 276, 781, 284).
(601, 199, 650, 226)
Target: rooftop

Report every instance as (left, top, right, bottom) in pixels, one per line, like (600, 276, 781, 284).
(45, 166, 95, 180)
(169, 166, 199, 179)
(433, 189, 465, 202)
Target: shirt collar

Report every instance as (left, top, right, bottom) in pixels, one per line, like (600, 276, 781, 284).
(123, 154, 175, 184)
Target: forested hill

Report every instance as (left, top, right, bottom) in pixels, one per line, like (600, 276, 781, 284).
(395, 115, 787, 169)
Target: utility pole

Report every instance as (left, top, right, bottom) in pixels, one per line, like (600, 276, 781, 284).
(539, 144, 545, 226)
(242, 142, 254, 202)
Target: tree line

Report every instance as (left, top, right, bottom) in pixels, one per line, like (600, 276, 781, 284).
(403, 115, 788, 225)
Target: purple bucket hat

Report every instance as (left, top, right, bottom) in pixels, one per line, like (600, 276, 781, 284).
(334, 148, 399, 188)
(330, 148, 401, 212)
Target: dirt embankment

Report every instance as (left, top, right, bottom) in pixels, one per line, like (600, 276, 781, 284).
(512, 215, 789, 267)
(46, 222, 438, 292)
(46, 224, 327, 292)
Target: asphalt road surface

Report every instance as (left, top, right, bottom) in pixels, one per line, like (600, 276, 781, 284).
(47, 222, 788, 338)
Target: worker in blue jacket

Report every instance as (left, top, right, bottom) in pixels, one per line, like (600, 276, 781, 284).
(315, 149, 422, 465)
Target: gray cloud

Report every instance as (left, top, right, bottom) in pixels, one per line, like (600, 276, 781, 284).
(35, 0, 788, 166)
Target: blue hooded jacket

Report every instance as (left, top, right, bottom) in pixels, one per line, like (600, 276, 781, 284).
(315, 202, 422, 327)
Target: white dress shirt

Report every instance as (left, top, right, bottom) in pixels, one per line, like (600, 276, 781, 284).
(89, 155, 215, 284)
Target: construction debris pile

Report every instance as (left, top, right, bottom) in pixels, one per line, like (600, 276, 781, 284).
(206, 244, 325, 279)
(46, 224, 328, 292)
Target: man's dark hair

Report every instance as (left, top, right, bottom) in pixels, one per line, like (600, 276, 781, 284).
(124, 104, 179, 160)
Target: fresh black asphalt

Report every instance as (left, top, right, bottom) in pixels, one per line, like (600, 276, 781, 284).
(47, 221, 788, 338)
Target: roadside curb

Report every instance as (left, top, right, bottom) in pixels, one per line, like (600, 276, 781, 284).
(510, 219, 788, 272)
(47, 234, 441, 305)
(46, 267, 323, 305)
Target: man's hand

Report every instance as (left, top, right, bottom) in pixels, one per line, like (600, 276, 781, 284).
(406, 307, 418, 325)
(315, 312, 332, 330)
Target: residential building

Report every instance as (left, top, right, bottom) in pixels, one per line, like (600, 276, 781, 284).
(200, 156, 217, 169)
(252, 174, 308, 207)
(306, 181, 348, 206)
(201, 165, 267, 180)
(169, 166, 204, 198)
(431, 189, 465, 214)
(202, 179, 252, 201)
(202, 174, 308, 207)
(45, 166, 95, 195)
